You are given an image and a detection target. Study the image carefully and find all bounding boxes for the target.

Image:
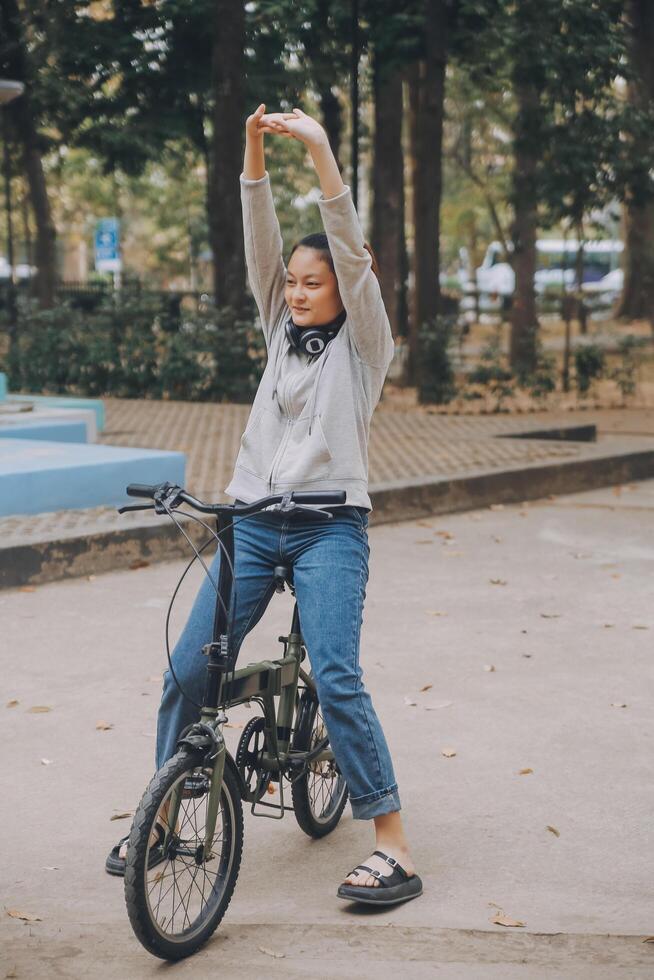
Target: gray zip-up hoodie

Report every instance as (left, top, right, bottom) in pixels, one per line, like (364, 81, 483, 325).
(224, 170, 395, 512)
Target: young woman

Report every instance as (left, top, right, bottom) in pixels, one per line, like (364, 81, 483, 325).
(107, 103, 422, 907)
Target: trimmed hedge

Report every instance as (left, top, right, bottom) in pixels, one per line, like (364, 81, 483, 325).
(1, 297, 266, 403)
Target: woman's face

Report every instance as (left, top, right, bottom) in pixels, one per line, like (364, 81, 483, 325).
(285, 247, 344, 328)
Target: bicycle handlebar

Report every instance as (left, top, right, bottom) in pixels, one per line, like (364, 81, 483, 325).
(123, 482, 346, 516)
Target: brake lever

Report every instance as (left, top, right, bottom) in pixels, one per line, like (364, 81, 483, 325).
(293, 505, 333, 519)
(117, 503, 155, 514)
(153, 485, 184, 514)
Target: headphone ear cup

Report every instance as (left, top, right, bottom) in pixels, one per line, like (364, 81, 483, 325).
(299, 330, 326, 356)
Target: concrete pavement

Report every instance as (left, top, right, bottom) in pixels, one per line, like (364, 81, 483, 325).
(2, 481, 654, 977)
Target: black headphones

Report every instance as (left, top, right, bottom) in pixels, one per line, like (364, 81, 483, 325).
(285, 307, 347, 357)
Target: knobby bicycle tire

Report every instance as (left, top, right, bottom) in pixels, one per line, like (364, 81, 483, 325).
(290, 690, 348, 837)
(124, 749, 243, 960)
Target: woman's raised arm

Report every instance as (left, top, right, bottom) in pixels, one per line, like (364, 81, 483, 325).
(240, 105, 288, 346)
(266, 108, 394, 369)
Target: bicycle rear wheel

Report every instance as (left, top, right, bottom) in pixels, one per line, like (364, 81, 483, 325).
(291, 689, 348, 837)
(124, 749, 243, 960)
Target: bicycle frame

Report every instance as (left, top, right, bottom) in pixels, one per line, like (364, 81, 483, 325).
(168, 506, 335, 857)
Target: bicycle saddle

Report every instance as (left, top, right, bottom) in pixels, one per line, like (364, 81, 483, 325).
(273, 565, 293, 593)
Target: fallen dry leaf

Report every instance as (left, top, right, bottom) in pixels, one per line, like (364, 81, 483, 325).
(441, 747, 457, 757)
(540, 613, 561, 619)
(490, 504, 504, 511)
(425, 610, 448, 617)
(611, 573, 621, 580)
(492, 536, 502, 543)
(519, 768, 533, 775)
(40, 758, 52, 766)
(613, 485, 623, 496)
(420, 684, 433, 692)
(42, 866, 58, 871)
(642, 936, 654, 943)
(27, 706, 52, 713)
(6, 699, 19, 708)
(414, 539, 434, 545)
(224, 722, 244, 729)
(484, 664, 496, 672)
(610, 702, 627, 708)
(443, 550, 463, 557)
(19, 586, 36, 593)
(632, 625, 649, 630)
(258, 946, 285, 959)
(416, 520, 434, 528)
(7, 909, 42, 922)
(435, 530, 454, 539)
(129, 559, 150, 570)
(404, 696, 417, 707)
(95, 720, 114, 731)
(603, 623, 615, 629)
(267, 783, 276, 794)
(547, 825, 560, 837)
(110, 811, 134, 821)
(489, 579, 507, 586)
(490, 913, 524, 928)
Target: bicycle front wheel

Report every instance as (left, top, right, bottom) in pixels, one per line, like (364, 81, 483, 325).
(124, 749, 243, 960)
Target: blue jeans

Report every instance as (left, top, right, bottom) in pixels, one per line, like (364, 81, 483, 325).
(155, 504, 401, 820)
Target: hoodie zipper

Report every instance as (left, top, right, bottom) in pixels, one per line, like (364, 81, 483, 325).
(268, 373, 294, 492)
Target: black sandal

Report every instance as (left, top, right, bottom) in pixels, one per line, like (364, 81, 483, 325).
(105, 821, 167, 877)
(337, 850, 423, 906)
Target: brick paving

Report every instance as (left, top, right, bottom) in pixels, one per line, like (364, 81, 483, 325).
(98, 398, 591, 501)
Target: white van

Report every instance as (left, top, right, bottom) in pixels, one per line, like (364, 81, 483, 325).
(473, 239, 623, 299)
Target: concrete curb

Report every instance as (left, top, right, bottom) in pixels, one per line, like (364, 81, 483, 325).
(3, 435, 654, 589)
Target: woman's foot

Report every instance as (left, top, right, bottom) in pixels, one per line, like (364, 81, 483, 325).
(341, 845, 416, 888)
(341, 811, 417, 889)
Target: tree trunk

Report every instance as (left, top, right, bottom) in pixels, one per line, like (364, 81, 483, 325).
(406, 0, 446, 385)
(207, 0, 246, 312)
(1, 0, 57, 308)
(371, 54, 406, 345)
(301, 0, 345, 172)
(317, 85, 344, 173)
(509, 71, 539, 377)
(616, 0, 654, 324)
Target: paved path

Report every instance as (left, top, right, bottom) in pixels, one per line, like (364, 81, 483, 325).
(2, 481, 653, 977)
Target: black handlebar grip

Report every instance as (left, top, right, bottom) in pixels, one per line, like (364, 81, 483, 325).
(293, 491, 346, 504)
(126, 483, 159, 499)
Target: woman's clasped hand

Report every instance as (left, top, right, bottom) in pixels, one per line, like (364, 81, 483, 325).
(246, 102, 327, 147)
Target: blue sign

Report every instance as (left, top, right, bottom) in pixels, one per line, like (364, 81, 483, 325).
(95, 218, 121, 271)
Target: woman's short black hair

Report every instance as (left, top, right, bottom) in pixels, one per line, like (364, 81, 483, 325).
(288, 232, 381, 281)
(288, 233, 335, 274)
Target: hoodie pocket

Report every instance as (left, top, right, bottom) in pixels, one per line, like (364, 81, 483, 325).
(237, 407, 280, 477)
(274, 413, 333, 484)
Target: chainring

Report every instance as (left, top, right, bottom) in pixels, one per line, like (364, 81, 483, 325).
(235, 716, 274, 802)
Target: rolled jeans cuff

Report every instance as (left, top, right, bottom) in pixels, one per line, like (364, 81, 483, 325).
(349, 784, 401, 820)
